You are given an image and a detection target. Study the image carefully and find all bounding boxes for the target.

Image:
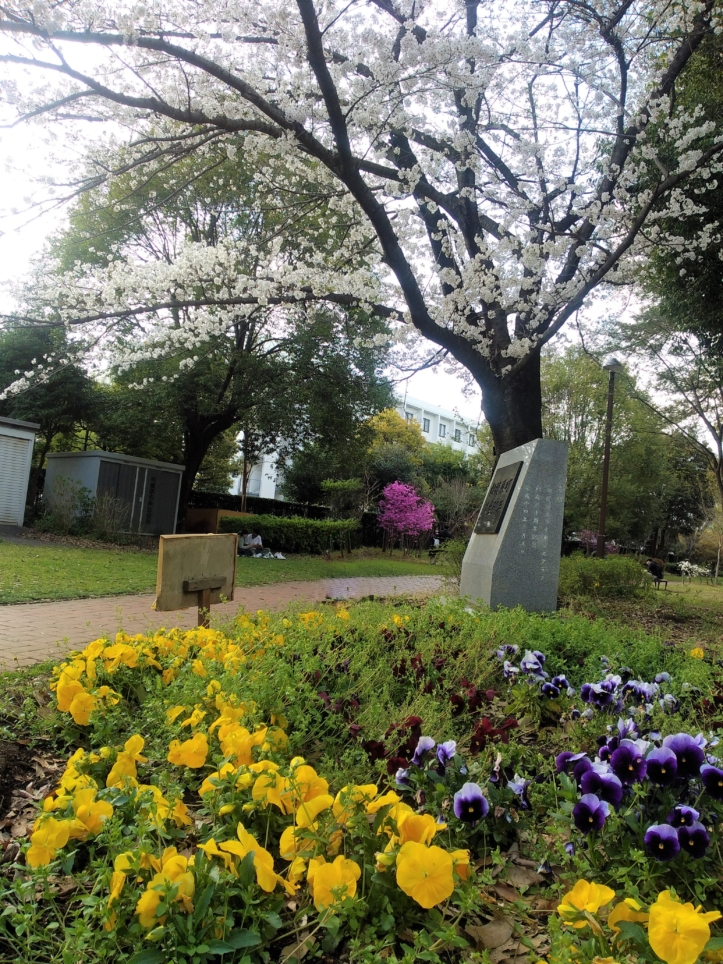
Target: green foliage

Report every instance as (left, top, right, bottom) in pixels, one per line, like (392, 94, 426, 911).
(542, 347, 713, 550)
(219, 513, 362, 553)
(0, 325, 97, 466)
(558, 555, 652, 600)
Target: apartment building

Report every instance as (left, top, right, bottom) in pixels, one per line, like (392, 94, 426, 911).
(229, 395, 481, 500)
(395, 394, 480, 455)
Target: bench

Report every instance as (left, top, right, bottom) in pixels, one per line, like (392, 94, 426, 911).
(653, 578, 668, 590)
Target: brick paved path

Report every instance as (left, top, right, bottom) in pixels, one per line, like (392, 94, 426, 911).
(0, 575, 446, 668)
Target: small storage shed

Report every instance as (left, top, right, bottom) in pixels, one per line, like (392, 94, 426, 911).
(0, 416, 39, 526)
(45, 451, 185, 535)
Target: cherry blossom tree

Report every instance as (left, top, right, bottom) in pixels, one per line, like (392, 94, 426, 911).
(1, 0, 722, 453)
(377, 480, 435, 550)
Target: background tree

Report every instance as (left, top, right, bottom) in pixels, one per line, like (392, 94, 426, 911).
(6, 147, 394, 522)
(0, 326, 96, 466)
(1, 1, 721, 456)
(541, 348, 713, 553)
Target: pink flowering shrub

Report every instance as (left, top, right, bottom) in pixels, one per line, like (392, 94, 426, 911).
(377, 481, 434, 549)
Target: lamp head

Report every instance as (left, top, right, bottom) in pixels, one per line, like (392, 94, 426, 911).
(602, 356, 624, 373)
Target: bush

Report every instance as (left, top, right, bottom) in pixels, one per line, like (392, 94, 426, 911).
(441, 537, 467, 580)
(36, 477, 94, 535)
(219, 513, 361, 554)
(558, 553, 651, 599)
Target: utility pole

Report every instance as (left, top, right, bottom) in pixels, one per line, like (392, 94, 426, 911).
(597, 357, 624, 559)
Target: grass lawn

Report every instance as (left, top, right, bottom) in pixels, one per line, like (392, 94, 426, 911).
(0, 539, 444, 604)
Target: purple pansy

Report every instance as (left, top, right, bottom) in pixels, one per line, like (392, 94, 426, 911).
(503, 660, 520, 679)
(644, 824, 680, 862)
(507, 774, 531, 809)
(645, 747, 678, 787)
(610, 740, 647, 784)
(541, 682, 561, 698)
(580, 765, 623, 809)
(662, 733, 705, 778)
(666, 805, 700, 828)
(572, 793, 610, 834)
(395, 767, 410, 787)
(453, 782, 489, 824)
(678, 821, 710, 858)
(411, 736, 436, 766)
(496, 644, 519, 661)
(701, 764, 723, 800)
(436, 740, 457, 768)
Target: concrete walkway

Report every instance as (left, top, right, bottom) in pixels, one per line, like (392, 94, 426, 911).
(0, 575, 447, 668)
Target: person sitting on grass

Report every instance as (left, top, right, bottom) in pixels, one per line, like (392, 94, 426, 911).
(239, 530, 264, 557)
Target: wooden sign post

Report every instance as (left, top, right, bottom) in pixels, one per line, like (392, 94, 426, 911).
(154, 533, 238, 627)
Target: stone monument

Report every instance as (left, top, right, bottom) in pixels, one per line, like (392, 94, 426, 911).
(460, 438, 568, 612)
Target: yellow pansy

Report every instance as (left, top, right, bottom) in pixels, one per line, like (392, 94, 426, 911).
(395, 842, 455, 909)
(608, 897, 649, 936)
(56, 672, 85, 712)
(72, 788, 114, 836)
(123, 734, 147, 761)
(105, 752, 138, 788)
(690, 648, 705, 660)
(366, 791, 401, 814)
(296, 794, 334, 829)
(451, 849, 471, 880)
(397, 812, 438, 846)
(26, 817, 71, 868)
(279, 825, 316, 860)
(558, 880, 616, 928)
(69, 690, 97, 726)
(166, 705, 187, 723)
(217, 823, 294, 894)
(310, 855, 361, 912)
(332, 784, 378, 824)
(252, 772, 292, 813)
(199, 763, 237, 796)
(167, 731, 209, 768)
(648, 891, 721, 964)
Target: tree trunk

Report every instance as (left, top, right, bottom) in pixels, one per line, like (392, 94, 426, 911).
(176, 442, 211, 530)
(472, 353, 544, 454)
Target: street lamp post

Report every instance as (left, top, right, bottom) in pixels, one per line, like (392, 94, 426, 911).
(597, 356, 625, 559)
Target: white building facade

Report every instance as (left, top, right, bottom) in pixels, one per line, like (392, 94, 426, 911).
(395, 394, 480, 456)
(229, 395, 481, 500)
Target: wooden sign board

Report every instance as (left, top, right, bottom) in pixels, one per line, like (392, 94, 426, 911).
(153, 533, 238, 613)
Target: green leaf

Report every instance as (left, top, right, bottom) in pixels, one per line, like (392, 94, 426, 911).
(226, 929, 262, 950)
(205, 941, 235, 956)
(615, 921, 648, 945)
(193, 882, 216, 923)
(263, 912, 283, 930)
(237, 851, 256, 889)
(128, 951, 166, 964)
(704, 937, 723, 952)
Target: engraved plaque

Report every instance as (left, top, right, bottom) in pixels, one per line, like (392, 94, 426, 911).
(474, 461, 523, 535)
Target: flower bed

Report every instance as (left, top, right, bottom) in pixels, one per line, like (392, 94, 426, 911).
(1, 598, 721, 964)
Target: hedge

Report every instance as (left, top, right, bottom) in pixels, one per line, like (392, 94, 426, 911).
(558, 553, 652, 599)
(218, 513, 362, 554)
(189, 489, 330, 519)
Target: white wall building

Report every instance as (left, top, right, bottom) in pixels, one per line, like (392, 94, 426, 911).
(228, 395, 481, 500)
(230, 452, 281, 501)
(395, 394, 480, 455)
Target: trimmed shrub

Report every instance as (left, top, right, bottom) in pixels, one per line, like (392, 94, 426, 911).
(218, 513, 361, 554)
(558, 553, 651, 599)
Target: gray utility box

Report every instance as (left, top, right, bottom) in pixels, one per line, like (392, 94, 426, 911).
(45, 451, 185, 535)
(0, 416, 39, 526)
